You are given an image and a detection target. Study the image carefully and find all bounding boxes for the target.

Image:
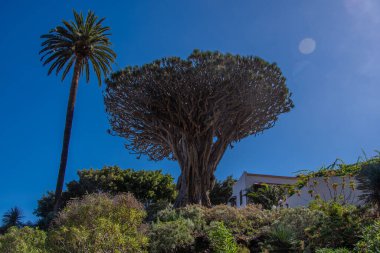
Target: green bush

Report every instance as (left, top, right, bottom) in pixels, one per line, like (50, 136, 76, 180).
(47, 193, 148, 253)
(307, 200, 364, 249)
(153, 205, 271, 251)
(149, 218, 195, 253)
(258, 207, 323, 251)
(246, 184, 287, 210)
(157, 205, 206, 222)
(204, 204, 270, 243)
(261, 223, 300, 252)
(177, 205, 207, 232)
(35, 166, 177, 225)
(274, 207, 323, 246)
(237, 245, 251, 253)
(315, 248, 351, 253)
(145, 200, 172, 222)
(357, 156, 380, 210)
(155, 205, 207, 237)
(155, 206, 180, 222)
(207, 221, 238, 253)
(355, 220, 380, 253)
(0, 226, 47, 253)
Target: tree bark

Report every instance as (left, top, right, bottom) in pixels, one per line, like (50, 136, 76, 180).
(173, 134, 224, 207)
(53, 59, 81, 213)
(174, 167, 215, 208)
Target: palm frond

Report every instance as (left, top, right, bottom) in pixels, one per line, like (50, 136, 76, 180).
(2, 207, 23, 228)
(40, 9, 116, 84)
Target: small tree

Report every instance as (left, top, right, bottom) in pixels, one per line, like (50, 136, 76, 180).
(207, 221, 238, 253)
(105, 50, 293, 206)
(357, 155, 380, 212)
(246, 184, 286, 209)
(209, 176, 236, 205)
(2, 207, 23, 231)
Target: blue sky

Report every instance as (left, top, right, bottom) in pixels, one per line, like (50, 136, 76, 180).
(0, 0, 379, 221)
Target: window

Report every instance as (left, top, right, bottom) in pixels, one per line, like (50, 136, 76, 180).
(229, 196, 237, 207)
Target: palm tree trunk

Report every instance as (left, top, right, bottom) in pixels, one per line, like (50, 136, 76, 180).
(53, 59, 81, 213)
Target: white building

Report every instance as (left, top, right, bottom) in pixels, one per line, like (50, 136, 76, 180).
(231, 171, 297, 208)
(231, 171, 364, 208)
(286, 176, 364, 207)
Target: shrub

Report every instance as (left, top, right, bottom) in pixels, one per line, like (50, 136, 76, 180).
(149, 218, 195, 253)
(1, 207, 24, 231)
(145, 200, 172, 222)
(204, 204, 274, 246)
(0, 226, 47, 253)
(355, 220, 380, 253)
(177, 205, 207, 232)
(47, 193, 148, 253)
(357, 156, 380, 211)
(307, 200, 364, 249)
(315, 248, 351, 253)
(237, 245, 251, 253)
(246, 184, 286, 210)
(35, 167, 177, 225)
(153, 205, 271, 251)
(155, 206, 180, 222)
(207, 221, 238, 253)
(155, 205, 207, 235)
(209, 176, 237, 205)
(273, 207, 323, 244)
(261, 223, 299, 252)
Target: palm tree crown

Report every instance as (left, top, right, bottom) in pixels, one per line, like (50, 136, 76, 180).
(40, 10, 116, 85)
(2, 207, 23, 229)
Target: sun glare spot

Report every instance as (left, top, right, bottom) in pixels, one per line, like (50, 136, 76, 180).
(299, 38, 316, 55)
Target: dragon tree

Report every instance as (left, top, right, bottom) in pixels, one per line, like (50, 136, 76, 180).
(104, 50, 293, 207)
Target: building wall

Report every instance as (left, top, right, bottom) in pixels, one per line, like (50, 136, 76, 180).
(285, 176, 364, 207)
(232, 173, 247, 207)
(231, 171, 298, 208)
(231, 172, 364, 208)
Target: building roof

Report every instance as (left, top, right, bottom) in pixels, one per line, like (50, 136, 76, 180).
(245, 172, 297, 180)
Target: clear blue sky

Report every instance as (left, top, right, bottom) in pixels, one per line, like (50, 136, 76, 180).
(0, 0, 379, 222)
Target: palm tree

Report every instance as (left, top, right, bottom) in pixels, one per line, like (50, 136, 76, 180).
(246, 183, 286, 210)
(40, 10, 116, 212)
(2, 207, 23, 230)
(357, 155, 380, 213)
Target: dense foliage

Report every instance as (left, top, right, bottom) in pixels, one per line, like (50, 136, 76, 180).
(35, 166, 176, 227)
(295, 155, 380, 189)
(0, 227, 47, 253)
(262, 207, 323, 251)
(209, 176, 236, 205)
(289, 155, 380, 207)
(246, 184, 287, 210)
(47, 193, 148, 253)
(5, 155, 380, 252)
(207, 221, 238, 253)
(1, 195, 378, 252)
(1, 207, 24, 232)
(306, 200, 366, 250)
(357, 156, 380, 210)
(316, 249, 351, 253)
(355, 220, 380, 253)
(149, 218, 195, 253)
